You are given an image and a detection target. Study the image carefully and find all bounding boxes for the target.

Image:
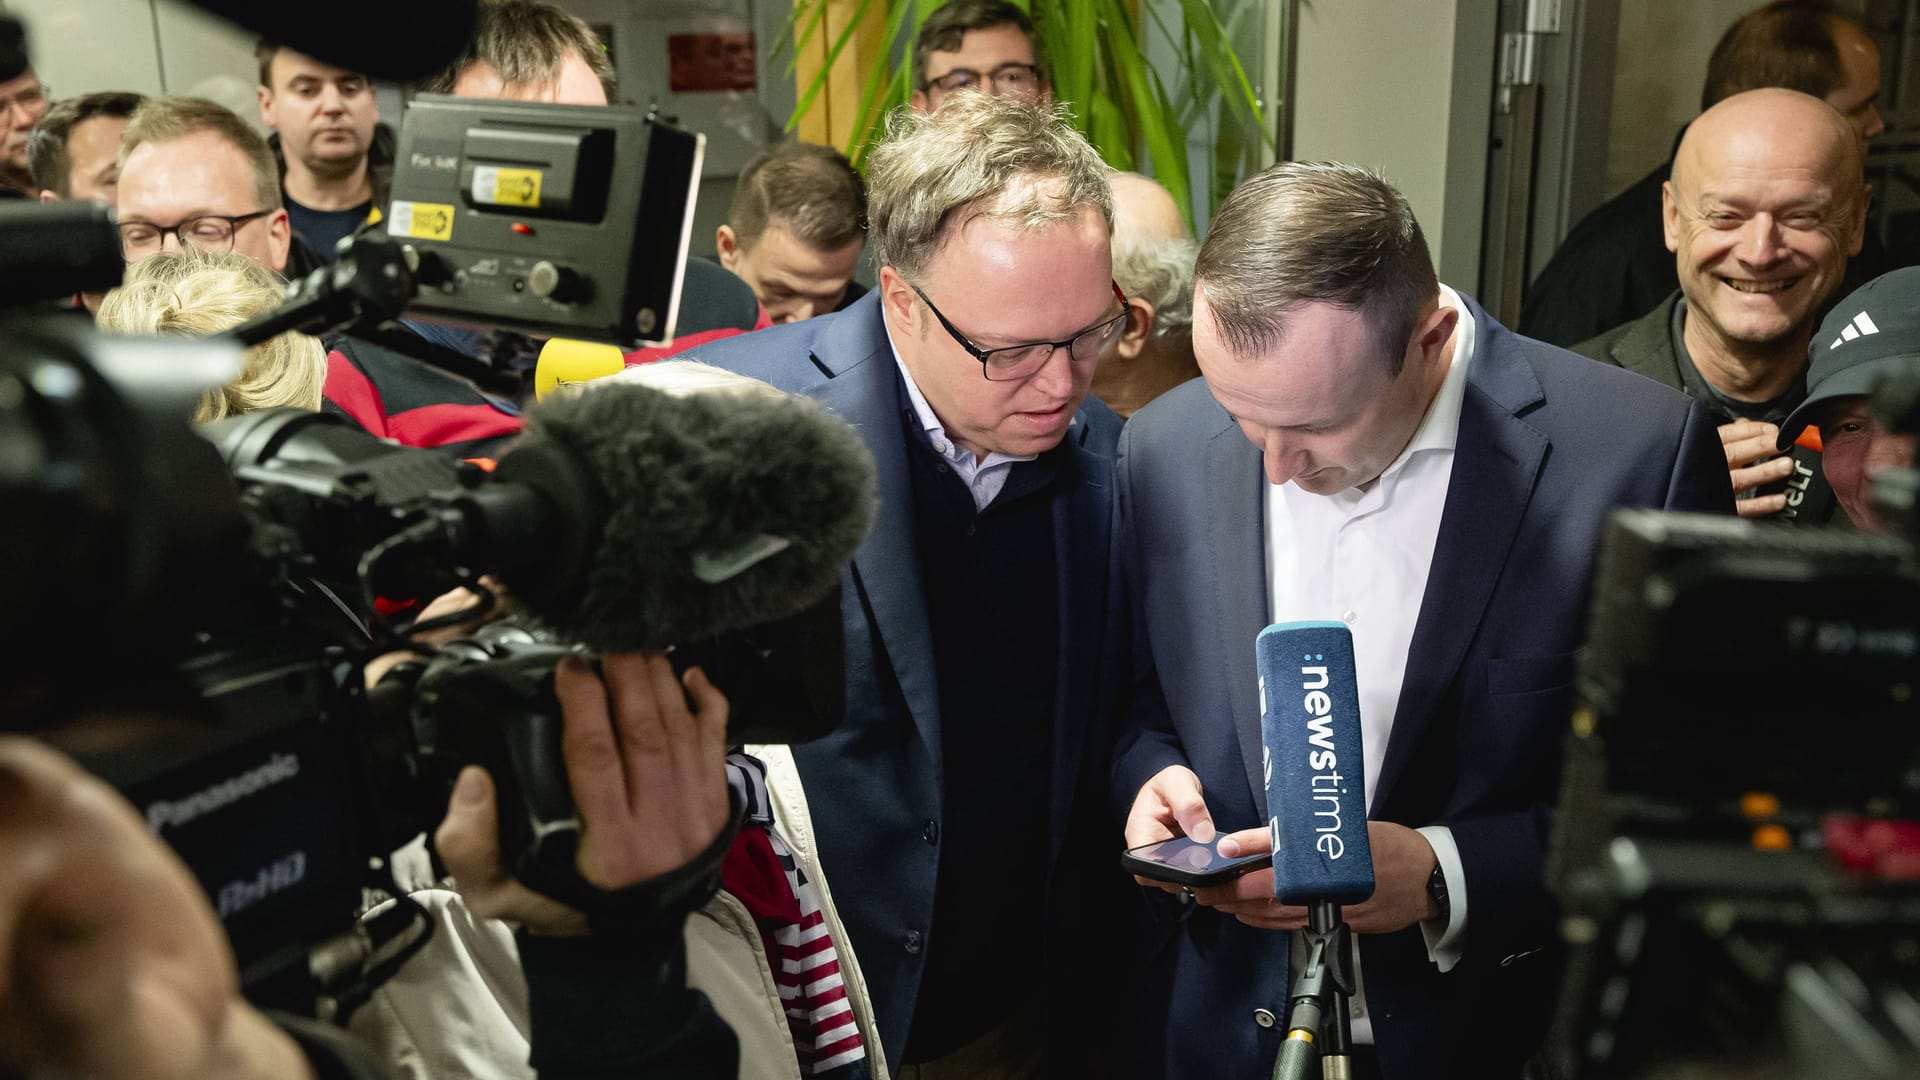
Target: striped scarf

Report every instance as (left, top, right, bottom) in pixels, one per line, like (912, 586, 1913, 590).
(723, 754, 868, 1077)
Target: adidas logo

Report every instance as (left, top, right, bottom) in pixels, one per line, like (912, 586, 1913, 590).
(1830, 310, 1880, 349)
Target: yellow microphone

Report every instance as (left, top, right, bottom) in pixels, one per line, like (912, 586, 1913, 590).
(534, 338, 628, 401)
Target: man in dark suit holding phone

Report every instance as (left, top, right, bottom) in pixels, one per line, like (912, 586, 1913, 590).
(689, 94, 1127, 1077)
(1113, 162, 1734, 1079)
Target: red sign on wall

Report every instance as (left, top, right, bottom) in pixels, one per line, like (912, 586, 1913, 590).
(668, 33, 757, 93)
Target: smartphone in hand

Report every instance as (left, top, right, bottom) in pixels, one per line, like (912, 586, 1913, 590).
(1121, 836, 1272, 888)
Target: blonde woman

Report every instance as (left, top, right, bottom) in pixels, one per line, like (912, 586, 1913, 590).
(95, 250, 327, 424)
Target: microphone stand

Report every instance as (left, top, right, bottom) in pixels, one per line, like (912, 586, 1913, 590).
(1272, 899, 1359, 1080)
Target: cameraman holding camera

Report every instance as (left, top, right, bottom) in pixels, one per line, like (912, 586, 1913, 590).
(1, 647, 743, 1079)
(0, 736, 340, 1080)
(349, 361, 883, 1080)
(427, 650, 745, 1079)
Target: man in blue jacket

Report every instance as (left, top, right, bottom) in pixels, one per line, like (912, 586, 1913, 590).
(1115, 162, 1734, 1078)
(690, 94, 1126, 1075)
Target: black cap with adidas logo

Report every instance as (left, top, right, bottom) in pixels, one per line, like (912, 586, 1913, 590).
(1778, 266, 1920, 450)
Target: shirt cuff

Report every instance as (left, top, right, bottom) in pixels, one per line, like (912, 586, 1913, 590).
(1414, 824, 1467, 972)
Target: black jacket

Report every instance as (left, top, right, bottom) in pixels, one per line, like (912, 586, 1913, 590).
(275, 123, 396, 280)
(1573, 292, 1837, 524)
(1520, 161, 1677, 348)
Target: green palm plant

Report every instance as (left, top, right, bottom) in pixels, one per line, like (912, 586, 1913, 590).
(777, 0, 1269, 229)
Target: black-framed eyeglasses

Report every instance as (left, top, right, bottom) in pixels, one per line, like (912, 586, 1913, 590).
(0, 82, 49, 119)
(118, 210, 274, 260)
(923, 62, 1044, 98)
(912, 280, 1129, 382)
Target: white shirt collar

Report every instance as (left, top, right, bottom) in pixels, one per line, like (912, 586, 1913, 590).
(884, 315, 1036, 511)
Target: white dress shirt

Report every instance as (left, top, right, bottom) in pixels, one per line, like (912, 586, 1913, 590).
(888, 330, 1035, 512)
(1266, 286, 1475, 1041)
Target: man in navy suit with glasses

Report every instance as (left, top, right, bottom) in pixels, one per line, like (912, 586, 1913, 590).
(689, 94, 1129, 1077)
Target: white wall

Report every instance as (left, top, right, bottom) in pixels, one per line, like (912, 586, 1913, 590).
(6, 0, 774, 253)
(1602, 0, 1878, 199)
(9, 0, 167, 97)
(1289, 0, 1463, 268)
(1602, 0, 1753, 197)
(9, 0, 259, 123)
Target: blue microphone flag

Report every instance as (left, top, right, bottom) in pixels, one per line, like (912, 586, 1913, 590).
(1258, 621, 1375, 905)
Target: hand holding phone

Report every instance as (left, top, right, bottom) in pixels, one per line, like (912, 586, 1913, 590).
(1120, 835, 1273, 888)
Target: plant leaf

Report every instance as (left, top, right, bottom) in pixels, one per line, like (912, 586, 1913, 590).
(1099, 0, 1190, 221)
(1174, 0, 1269, 147)
(777, 0, 1269, 226)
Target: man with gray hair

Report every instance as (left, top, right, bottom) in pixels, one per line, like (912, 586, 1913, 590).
(1094, 171, 1199, 417)
(690, 93, 1127, 1075)
(1114, 161, 1732, 1077)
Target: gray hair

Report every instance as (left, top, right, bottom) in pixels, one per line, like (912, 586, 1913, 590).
(866, 94, 1113, 282)
(1114, 230, 1197, 340)
(1195, 161, 1436, 374)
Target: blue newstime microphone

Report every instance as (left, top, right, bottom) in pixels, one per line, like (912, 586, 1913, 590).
(1258, 621, 1374, 1080)
(1260, 621, 1375, 902)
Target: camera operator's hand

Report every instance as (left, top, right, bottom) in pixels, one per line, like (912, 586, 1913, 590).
(0, 737, 315, 1080)
(364, 578, 510, 688)
(435, 652, 732, 935)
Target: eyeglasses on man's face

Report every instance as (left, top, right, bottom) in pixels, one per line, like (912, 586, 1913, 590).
(0, 81, 48, 123)
(118, 210, 274, 260)
(912, 280, 1130, 382)
(924, 62, 1043, 100)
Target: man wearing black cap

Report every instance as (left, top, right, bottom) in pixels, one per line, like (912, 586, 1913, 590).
(1777, 267, 1920, 533)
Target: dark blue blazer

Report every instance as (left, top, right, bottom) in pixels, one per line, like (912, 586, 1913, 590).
(1110, 293, 1733, 1078)
(688, 292, 1122, 1067)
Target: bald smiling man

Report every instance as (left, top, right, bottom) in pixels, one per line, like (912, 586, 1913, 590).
(1575, 87, 1865, 523)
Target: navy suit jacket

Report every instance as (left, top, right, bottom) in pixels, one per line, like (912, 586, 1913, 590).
(688, 292, 1122, 1067)
(1110, 293, 1733, 1078)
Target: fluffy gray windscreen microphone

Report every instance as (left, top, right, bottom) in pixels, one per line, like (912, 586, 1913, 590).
(497, 379, 878, 650)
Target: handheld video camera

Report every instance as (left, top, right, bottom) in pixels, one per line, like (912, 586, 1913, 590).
(0, 88, 852, 1021)
(1548, 464, 1920, 1076)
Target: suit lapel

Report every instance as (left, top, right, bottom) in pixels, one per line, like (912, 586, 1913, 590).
(1373, 307, 1548, 808)
(807, 311, 944, 758)
(1206, 425, 1272, 813)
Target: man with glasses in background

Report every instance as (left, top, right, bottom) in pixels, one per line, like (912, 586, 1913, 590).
(688, 94, 1132, 1077)
(0, 64, 50, 197)
(911, 0, 1050, 112)
(113, 95, 522, 456)
(114, 96, 292, 274)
